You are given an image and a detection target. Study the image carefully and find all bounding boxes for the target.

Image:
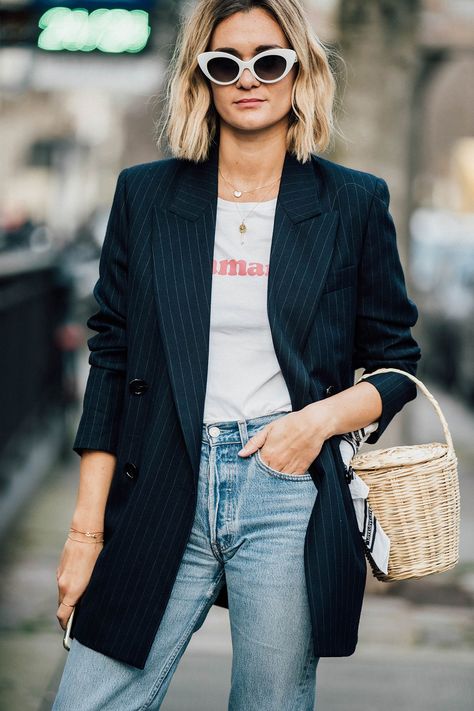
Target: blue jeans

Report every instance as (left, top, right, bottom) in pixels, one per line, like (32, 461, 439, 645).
(52, 411, 320, 710)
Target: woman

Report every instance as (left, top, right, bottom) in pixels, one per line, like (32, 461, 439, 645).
(52, 1, 421, 709)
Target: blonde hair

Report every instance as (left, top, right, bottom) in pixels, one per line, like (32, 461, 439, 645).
(155, 0, 342, 163)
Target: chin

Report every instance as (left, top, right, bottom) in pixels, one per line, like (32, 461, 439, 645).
(234, 122, 274, 134)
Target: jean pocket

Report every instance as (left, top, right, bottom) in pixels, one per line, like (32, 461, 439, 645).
(254, 448, 313, 481)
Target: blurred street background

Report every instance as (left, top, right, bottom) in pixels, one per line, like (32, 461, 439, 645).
(0, 0, 473, 709)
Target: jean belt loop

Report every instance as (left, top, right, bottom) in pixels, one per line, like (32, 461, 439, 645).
(237, 419, 249, 449)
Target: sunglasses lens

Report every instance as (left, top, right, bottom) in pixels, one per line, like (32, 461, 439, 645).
(207, 56, 240, 83)
(254, 54, 287, 80)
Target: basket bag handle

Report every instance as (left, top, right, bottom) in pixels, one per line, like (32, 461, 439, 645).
(356, 367, 454, 454)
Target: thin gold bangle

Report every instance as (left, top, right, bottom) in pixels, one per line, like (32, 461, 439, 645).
(68, 534, 104, 544)
(69, 527, 104, 538)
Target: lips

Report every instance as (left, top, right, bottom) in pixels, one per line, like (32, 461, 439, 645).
(236, 99, 264, 103)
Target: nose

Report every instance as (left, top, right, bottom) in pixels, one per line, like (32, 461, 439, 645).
(236, 68, 259, 88)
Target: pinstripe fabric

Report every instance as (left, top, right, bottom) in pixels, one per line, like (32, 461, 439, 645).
(70, 134, 421, 669)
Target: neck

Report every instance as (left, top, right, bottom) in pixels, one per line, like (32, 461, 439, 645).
(217, 122, 287, 189)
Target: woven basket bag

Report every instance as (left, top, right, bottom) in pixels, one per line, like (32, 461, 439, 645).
(351, 367, 460, 582)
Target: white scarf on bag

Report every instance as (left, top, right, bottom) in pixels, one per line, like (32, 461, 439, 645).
(338, 421, 391, 575)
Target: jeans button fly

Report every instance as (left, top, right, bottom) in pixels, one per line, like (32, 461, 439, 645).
(208, 426, 220, 437)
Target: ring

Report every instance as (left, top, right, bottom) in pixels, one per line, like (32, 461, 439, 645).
(59, 600, 75, 607)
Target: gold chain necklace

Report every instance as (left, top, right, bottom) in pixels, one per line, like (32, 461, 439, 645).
(218, 168, 281, 243)
(218, 167, 281, 198)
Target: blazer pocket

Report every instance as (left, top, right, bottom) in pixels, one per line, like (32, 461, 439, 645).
(322, 264, 357, 294)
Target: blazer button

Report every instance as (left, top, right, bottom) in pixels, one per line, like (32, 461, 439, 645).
(124, 462, 138, 479)
(129, 378, 148, 395)
(325, 384, 338, 396)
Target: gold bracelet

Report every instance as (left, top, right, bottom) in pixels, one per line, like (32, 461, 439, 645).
(68, 534, 104, 544)
(69, 527, 104, 539)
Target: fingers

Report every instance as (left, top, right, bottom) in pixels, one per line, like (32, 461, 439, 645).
(238, 427, 269, 456)
(57, 569, 77, 629)
(57, 599, 76, 631)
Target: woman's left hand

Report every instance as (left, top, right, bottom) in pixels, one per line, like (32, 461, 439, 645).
(237, 406, 335, 475)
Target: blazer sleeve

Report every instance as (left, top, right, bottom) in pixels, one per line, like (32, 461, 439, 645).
(352, 177, 422, 445)
(72, 168, 129, 456)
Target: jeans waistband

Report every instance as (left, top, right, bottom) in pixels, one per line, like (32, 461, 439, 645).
(201, 411, 292, 448)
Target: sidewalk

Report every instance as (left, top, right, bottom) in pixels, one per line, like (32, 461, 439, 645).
(0, 354, 473, 710)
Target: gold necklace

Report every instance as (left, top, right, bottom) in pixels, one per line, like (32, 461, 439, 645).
(218, 166, 281, 198)
(222, 186, 277, 245)
(218, 168, 281, 242)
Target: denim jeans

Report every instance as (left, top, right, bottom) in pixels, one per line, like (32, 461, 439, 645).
(52, 410, 320, 710)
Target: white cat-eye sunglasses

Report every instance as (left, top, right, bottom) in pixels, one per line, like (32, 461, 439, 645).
(197, 48, 298, 85)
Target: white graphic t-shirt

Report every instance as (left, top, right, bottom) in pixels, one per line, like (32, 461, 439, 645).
(203, 196, 292, 422)
(202, 196, 386, 569)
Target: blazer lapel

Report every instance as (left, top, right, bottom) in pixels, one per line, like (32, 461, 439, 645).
(151, 137, 340, 490)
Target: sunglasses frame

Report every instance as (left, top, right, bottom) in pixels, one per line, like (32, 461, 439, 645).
(197, 48, 298, 85)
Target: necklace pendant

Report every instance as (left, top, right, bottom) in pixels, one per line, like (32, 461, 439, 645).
(239, 222, 247, 234)
(233, 190, 242, 198)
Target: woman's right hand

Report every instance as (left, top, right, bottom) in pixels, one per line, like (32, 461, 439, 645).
(56, 536, 104, 630)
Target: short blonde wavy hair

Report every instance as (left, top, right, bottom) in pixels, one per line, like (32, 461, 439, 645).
(155, 0, 342, 163)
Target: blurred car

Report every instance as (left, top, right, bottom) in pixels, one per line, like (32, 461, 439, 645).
(57, 205, 110, 322)
(410, 207, 474, 403)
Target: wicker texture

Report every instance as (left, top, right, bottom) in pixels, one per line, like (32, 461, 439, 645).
(351, 367, 460, 582)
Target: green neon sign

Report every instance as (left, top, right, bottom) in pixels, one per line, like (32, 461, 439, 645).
(37, 7, 151, 53)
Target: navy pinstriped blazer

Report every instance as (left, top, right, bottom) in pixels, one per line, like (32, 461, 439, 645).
(69, 134, 421, 669)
